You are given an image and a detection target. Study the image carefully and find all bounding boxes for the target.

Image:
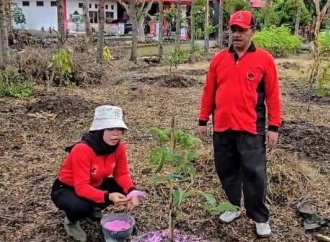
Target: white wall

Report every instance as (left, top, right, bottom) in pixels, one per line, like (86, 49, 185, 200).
(67, 0, 118, 33)
(13, 0, 58, 30)
(66, 0, 118, 23)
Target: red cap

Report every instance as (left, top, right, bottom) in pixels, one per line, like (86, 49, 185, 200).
(229, 10, 254, 29)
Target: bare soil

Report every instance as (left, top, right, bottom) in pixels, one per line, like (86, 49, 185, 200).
(0, 55, 330, 242)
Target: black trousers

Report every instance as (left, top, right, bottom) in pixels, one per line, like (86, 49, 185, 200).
(213, 130, 269, 223)
(50, 178, 125, 222)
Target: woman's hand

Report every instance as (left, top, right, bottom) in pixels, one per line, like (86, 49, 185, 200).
(109, 192, 131, 206)
(127, 196, 140, 211)
(126, 190, 146, 211)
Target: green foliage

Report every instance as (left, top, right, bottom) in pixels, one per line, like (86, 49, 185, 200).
(166, 49, 188, 72)
(318, 32, 330, 51)
(252, 0, 311, 30)
(148, 126, 238, 216)
(253, 26, 302, 57)
(11, 2, 26, 25)
(193, 2, 217, 39)
(0, 69, 34, 99)
(47, 47, 74, 86)
(102, 46, 114, 63)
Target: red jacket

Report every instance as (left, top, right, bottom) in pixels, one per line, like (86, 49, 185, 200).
(58, 142, 135, 203)
(199, 44, 282, 134)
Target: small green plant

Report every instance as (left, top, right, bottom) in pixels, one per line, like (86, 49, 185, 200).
(47, 47, 74, 86)
(253, 26, 302, 57)
(0, 70, 34, 99)
(102, 46, 114, 63)
(166, 49, 188, 73)
(148, 116, 237, 241)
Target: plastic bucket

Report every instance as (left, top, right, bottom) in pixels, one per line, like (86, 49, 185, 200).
(100, 213, 135, 241)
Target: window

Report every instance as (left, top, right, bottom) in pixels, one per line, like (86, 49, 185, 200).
(78, 2, 83, 8)
(89, 3, 91, 8)
(89, 11, 98, 24)
(50, 1, 56, 6)
(110, 4, 114, 10)
(105, 5, 108, 9)
(105, 12, 114, 23)
(95, 4, 98, 8)
(36, 1, 44, 6)
(22, 1, 29, 6)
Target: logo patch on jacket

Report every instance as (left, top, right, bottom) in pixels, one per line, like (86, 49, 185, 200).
(91, 165, 98, 175)
(247, 71, 256, 81)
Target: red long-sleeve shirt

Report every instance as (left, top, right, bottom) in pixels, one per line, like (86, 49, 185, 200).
(58, 142, 135, 203)
(199, 43, 282, 134)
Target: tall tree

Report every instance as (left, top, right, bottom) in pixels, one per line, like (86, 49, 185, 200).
(204, 0, 209, 52)
(97, 0, 105, 63)
(83, 0, 93, 46)
(294, 0, 302, 36)
(118, 0, 154, 42)
(158, 0, 164, 57)
(190, 0, 195, 48)
(56, 0, 65, 45)
(175, 0, 181, 50)
(0, 0, 9, 69)
(217, 0, 224, 49)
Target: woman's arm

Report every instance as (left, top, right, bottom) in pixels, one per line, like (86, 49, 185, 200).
(71, 144, 109, 203)
(113, 142, 136, 194)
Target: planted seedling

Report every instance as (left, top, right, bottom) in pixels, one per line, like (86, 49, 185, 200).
(148, 115, 237, 242)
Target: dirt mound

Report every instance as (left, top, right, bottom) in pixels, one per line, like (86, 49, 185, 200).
(137, 74, 202, 88)
(179, 69, 207, 76)
(279, 120, 330, 162)
(25, 93, 98, 118)
(282, 82, 330, 104)
(278, 62, 300, 70)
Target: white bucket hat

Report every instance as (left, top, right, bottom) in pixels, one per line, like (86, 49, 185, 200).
(89, 105, 128, 131)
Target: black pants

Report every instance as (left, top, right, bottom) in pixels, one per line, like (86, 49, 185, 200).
(50, 178, 125, 222)
(213, 130, 269, 223)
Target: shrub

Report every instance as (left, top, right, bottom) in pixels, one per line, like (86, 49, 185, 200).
(253, 26, 302, 57)
(318, 32, 330, 53)
(0, 68, 34, 99)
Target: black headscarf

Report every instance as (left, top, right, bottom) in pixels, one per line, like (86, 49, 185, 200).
(65, 130, 120, 156)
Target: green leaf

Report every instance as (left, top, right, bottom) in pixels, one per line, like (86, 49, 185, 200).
(214, 202, 238, 213)
(168, 173, 182, 180)
(172, 188, 186, 206)
(149, 127, 170, 142)
(203, 193, 217, 207)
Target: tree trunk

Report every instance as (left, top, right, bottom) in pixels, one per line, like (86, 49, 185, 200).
(4, 0, 11, 33)
(137, 17, 145, 42)
(190, 0, 195, 47)
(175, 0, 181, 50)
(158, 0, 164, 58)
(56, 0, 65, 45)
(130, 0, 138, 62)
(204, 0, 209, 53)
(83, 0, 92, 45)
(217, 0, 223, 49)
(0, 0, 9, 69)
(294, 1, 302, 36)
(97, 0, 105, 63)
(213, 0, 219, 38)
(228, 6, 233, 46)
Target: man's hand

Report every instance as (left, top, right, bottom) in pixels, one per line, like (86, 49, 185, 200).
(198, 126, 208, 141)
(266, 131, 279, 153)
(109, 192, 131, 206)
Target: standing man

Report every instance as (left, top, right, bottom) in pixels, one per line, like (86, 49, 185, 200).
(198, 10, 282, 237)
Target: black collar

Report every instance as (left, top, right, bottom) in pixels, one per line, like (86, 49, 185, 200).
(229, 42, 256, 53)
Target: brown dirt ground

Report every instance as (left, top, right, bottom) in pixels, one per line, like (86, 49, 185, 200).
(0, 55, 330, 242)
